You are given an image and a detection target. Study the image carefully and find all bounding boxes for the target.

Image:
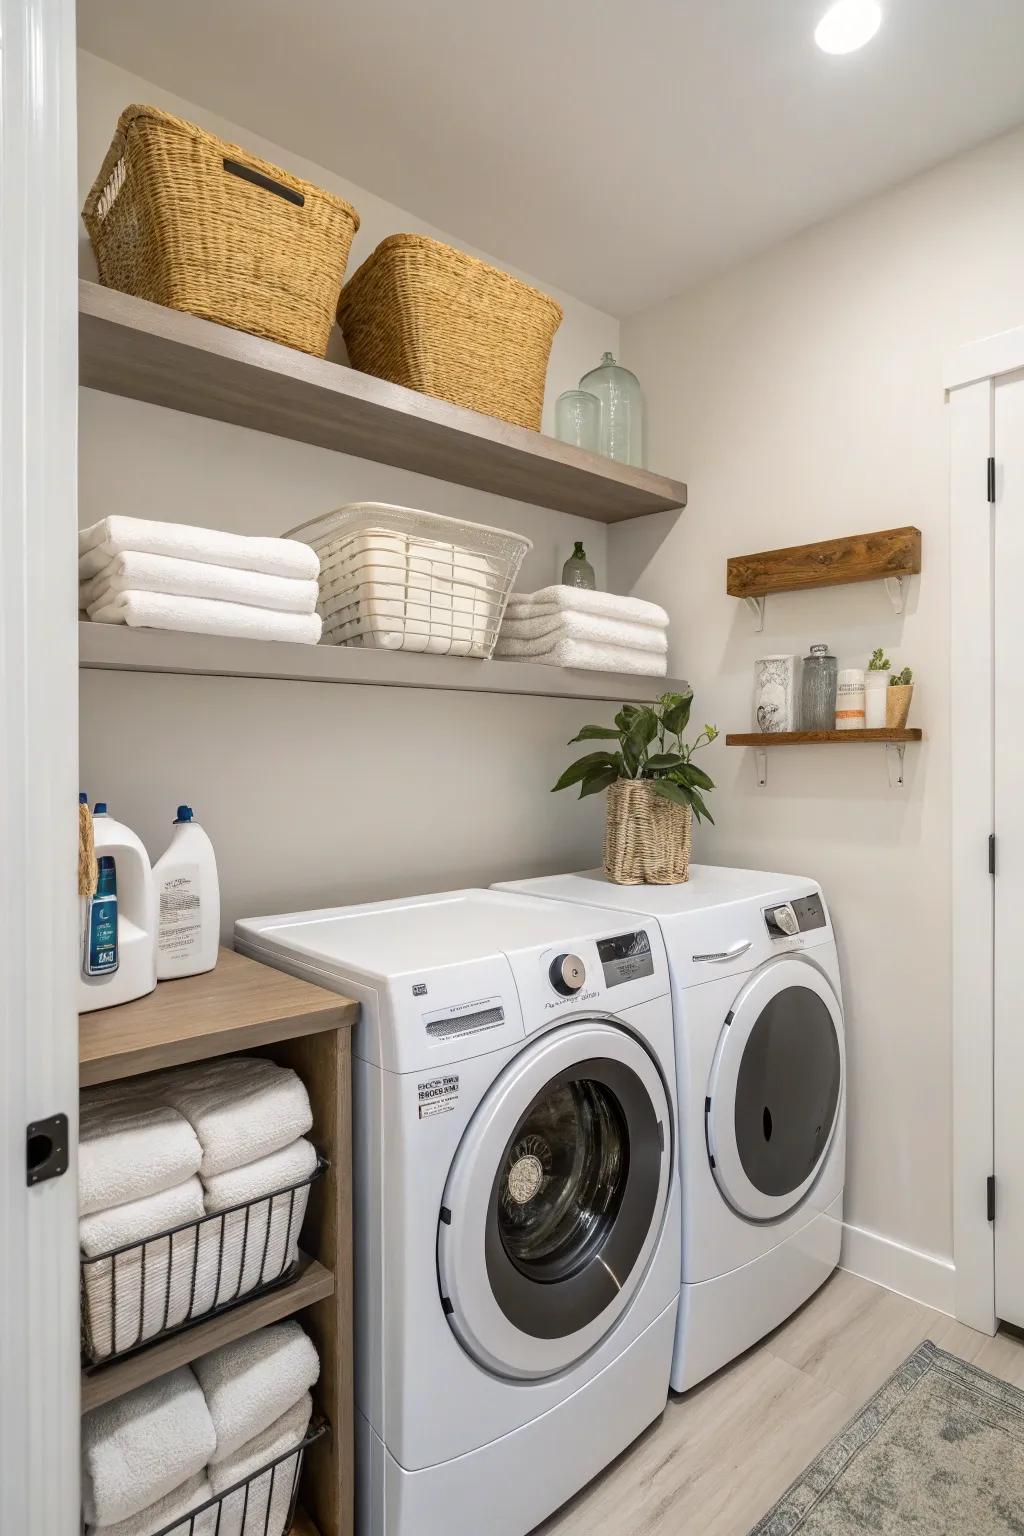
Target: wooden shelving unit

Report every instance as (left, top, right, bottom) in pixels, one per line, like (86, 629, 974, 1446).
(726, 728, 923, 787)
(79, 620, 683, 705)
(79, 948, 359, 1536)
(80, 280, 687, 524)
(727, 526, 922, 629)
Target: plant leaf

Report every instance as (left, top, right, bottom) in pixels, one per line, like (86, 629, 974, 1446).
(567, 724, 622, 744)
(645, 752, 685, 772)
(578, 765, 619, 798)
(650, 778, 693, 809)
(662, 692, 693, 736)
(551, 752, 619, 792)
(627, 706, 659, 757)
(688, 788, 715, 825)
(680, 764, 715, 791)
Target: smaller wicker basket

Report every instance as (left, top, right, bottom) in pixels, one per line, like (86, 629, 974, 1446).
(83, 104, 360, 357)
(338, 234, 563, 430)
(604, 780, 693, 886)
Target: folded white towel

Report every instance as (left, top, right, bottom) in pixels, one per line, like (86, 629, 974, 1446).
(209, 1394, 313, 1536)
(499, 609, 668, 654)
(79, 1086, 202, 1216)
(87, 1473, 218, 1536)
(195, 1321, 320, 1465)
(81, 552, 320, 618)
(79, 1177, 206, 1259)
(87, 590, 323, 646)
(494, 635, 669, 676)
(504, 585, 669, 629)
(82, 1367, 216, 1527)
(79, 518, 320, 582)
(203, 1137, 318, 1214)
(154, 1057, 313, 1179)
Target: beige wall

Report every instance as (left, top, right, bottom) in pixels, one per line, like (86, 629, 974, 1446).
(78, 50, 620, 928)
(613, 124, 1024, 1265)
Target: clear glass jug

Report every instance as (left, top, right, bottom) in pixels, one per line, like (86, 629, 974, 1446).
(579, 352, 645, 467)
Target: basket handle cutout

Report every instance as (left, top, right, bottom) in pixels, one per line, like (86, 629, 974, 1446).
(223, 157, 304, 206)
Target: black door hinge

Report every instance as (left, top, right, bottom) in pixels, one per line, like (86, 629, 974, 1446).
(988, 457, 997, 504)
(989, 834, 996, 876)
(987, 1175, 996, 1222)
(26, 1114, 69, 1186)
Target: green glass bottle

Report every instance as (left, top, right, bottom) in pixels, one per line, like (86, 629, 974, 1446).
(562, 541, 596, 590)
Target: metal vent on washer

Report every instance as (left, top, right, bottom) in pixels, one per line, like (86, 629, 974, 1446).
(425, 1005, 506, 1040)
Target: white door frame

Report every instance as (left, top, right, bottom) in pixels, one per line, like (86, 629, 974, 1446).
(946, 323, 1024, 1336)
(0, 0, 81, 1528)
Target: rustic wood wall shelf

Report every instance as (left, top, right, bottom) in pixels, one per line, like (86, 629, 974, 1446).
(727, 527, 922, 631)
(726, 728, 922, 787)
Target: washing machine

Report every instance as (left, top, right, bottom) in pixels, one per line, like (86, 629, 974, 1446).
(494, 865, 846, 1392)
(235, 889, 681, 1536)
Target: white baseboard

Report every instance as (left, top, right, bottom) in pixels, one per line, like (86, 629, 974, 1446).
(839, 1221, 956, 1316)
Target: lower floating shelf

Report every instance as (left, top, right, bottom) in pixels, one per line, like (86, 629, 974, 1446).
(726, 728, 922, 787)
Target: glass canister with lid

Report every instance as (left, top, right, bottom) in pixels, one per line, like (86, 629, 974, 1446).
(801, 643, 838, 730)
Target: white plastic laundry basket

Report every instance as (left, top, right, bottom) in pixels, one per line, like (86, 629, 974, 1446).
(286, 503, 532, 657)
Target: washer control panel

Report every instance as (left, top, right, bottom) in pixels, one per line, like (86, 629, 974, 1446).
(764, 894, 827, 939)
(549, 952, 587, 995)
(596, 929, 655, 987)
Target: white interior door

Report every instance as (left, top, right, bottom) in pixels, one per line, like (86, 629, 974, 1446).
(0, 0, 81, 1528)
(993, 368, 1024, 1329)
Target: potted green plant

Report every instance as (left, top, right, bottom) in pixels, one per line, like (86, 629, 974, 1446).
(552, 691, 717, 885)
(865, 646, 891, 728)
(887, 666, 914, 728)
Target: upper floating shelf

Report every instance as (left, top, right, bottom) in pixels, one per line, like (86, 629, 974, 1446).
(727, 527, 922, 598)
(79, 281, 687, 524)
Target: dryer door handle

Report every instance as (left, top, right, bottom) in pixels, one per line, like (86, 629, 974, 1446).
(692, 939, 753, 963)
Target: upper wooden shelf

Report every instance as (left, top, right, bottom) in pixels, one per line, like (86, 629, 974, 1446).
(79, 620, 684, 705)
(79, 280, 687, 524)
(80, 946, 357, 1086)
(727, 526, 921, 599)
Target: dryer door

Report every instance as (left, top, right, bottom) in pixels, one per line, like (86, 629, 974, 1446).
(437, 1019, 673, 1380)
(706, 957, 844, 1223)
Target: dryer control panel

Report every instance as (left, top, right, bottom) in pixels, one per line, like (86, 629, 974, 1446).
(764, 894, 827, 939)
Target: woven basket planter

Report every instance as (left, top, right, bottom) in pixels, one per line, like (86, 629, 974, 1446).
(886, 683, 914, 729)
(83, 105, 360, 357)
(604, 780, 693, 886)
(338, 234, 563, 430)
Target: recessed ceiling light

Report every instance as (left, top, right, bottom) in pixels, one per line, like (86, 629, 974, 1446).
(815, 0, 883, 54)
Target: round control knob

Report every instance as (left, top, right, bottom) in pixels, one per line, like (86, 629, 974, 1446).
(773, 905, 800, 937)
(549, 953, 586, 996)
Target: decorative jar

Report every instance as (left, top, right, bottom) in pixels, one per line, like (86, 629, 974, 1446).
(754, 655, 797, 733)
(554, 389, 600, 451)
(579, 352, 645, 467)
(800, 644, 838, 730)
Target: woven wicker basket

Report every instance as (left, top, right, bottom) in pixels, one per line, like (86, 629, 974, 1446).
(83, 105, 360, 357)
(604, 780, 693, 886)
(338, 234, 563, 430)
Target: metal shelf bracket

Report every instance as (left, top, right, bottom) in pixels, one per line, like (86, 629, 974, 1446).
(744, 595, 766, 632)
(884, 575, 908, 614)
(886, 742, 907, 788)
(755, 748, 768, 788)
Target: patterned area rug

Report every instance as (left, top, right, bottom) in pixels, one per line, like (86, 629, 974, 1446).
(749, 1340, 1024, 1534)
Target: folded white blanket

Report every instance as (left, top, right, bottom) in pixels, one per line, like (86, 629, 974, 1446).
(87, 1473, 218, 1536)
(195, 1321, 320, 1465)
(154, 1057, 313, 1179)
(82, 1366, 216, 1527)
(87, 590, 323, 645)
(79, 1177, 206, 1259)
(203, 1137, 318, 1214)
(209, 1394, 312, 1536)
(494, 635, 669, 676)
(81, 551, 320, 618)
(499, 609, 668, 654)
(505, 585, 669, 628)
(79, 1086, 202, 1217)
(79, 518, 320, 582)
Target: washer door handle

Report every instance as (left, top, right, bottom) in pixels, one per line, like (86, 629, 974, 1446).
(692, 939, 753, 963)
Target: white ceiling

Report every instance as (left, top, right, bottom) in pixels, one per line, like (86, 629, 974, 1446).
(78, 0, 1024, 317)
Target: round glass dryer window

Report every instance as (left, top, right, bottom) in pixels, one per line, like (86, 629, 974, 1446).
(734, 986, 841, 1199)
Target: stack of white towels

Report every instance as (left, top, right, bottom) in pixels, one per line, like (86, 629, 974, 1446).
(79, 516, 323, 644)
(82, 1320, 319, 1536)
(495, 585, 670, 676)
(81, 1057, 317, 1361)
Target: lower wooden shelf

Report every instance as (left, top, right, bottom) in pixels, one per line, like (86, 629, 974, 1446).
(726, 728, 922, 746)
(81, 1252, 334, 1413)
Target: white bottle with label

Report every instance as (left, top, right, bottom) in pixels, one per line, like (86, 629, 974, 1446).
(79, 802, 158, 1013)
(153, 806, 220, 979)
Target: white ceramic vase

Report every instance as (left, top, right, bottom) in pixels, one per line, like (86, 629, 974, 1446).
(864, 669, 891, 728)
(754, 655, 797, 734)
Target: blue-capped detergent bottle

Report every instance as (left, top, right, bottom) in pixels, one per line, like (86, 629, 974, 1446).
(79, 801, 158, 1012)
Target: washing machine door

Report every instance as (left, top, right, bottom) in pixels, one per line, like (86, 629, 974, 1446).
(706, 956, 843, 1223)
(437, 1018, 673, 1380)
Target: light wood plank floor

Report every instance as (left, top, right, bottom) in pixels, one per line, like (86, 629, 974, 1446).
(534, 1270, 1024, 1536)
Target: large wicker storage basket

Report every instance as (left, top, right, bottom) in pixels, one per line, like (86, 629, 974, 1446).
(83, 105, 360, 357)
(338, 234, 563, 430)
(604, 780, 692, 886)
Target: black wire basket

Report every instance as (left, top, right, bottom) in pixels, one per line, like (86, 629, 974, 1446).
(81, 1157, 328, 1366)
(152, 1420, 328, 1536)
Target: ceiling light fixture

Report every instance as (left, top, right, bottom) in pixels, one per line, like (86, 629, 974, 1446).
(814, 0, 883, 54)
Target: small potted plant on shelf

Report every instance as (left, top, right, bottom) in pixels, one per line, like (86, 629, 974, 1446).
(887, 666, 914, 729)
(865, 647, 891, 729)
(552, 691, 717, 886)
